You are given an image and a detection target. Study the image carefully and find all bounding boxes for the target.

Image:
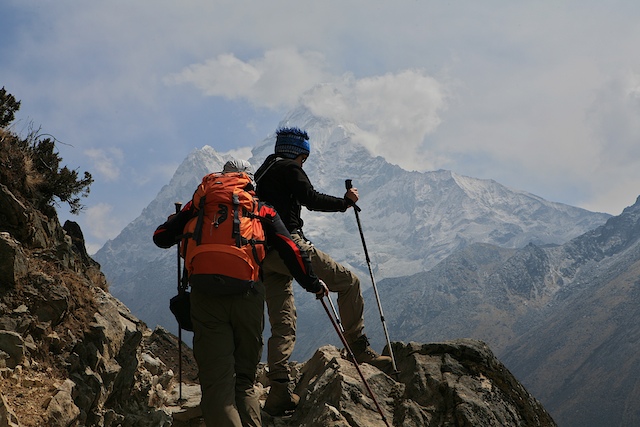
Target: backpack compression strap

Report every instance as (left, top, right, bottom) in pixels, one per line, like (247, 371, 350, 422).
(232, 193, 242, 247)
(242, 206, 268, 267)
(193, 196, 206, 245)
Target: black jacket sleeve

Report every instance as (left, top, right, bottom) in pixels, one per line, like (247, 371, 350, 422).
(289, 165, 350, 212)
(257, 203, 322, 293)
(152, 201, 194, 248)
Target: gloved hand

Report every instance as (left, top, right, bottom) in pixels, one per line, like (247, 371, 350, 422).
(315, 280, 329, 299)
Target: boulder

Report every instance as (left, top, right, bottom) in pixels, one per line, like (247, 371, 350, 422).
(45, 379, 80, 427)
(0, 233, 28, 287)
(0, 332, 24, 369)
(0, 185, 29, 244)
(0, 393, 20, 427)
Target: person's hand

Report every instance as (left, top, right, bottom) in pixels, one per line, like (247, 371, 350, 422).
(315, 280, 329, 299)
(344, 187, 359, 205)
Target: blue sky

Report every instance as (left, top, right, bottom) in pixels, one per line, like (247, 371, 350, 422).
(2, 1, 640, 253)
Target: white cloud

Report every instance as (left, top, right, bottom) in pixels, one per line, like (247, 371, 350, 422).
(165, 48, 332, 109)
(589, 71, 640, 165)
(83, 203, 125, 253)
(222, 146, 254, 164)
(84, 148, 123, 181)
(301, 70, 451, 171)
(5, 0, 640, 249)
(167, 54, 261, 98)
(167, 57, 453, 172)
(581, 71, 640, 213)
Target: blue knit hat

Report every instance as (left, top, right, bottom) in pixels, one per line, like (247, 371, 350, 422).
(275, 127, 310, 159)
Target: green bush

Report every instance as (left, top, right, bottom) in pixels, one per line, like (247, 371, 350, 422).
(0, 87, 93, 216)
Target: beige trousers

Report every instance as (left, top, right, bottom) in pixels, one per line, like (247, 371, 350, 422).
(262, 232, 364, 381)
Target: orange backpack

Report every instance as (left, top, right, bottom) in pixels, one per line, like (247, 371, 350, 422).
(182, 171, 266, 294)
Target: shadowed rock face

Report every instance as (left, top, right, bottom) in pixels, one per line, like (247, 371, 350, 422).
(259, 340, 557, 427)
(0, 181, 192, 426)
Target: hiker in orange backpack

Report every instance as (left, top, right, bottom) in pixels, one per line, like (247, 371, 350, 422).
(153, 159, 328, 427)
(254, 128, 394, 416)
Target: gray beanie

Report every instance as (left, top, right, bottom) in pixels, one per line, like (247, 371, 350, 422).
(223, 159, 253, 174)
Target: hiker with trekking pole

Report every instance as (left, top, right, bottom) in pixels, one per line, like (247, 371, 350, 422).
(153, 159, 328, 427)
(254, 127, 395, 417)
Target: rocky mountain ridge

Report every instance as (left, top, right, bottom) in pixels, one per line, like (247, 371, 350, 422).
(502, 196, 640, 427)
(360, 195, 640, 427)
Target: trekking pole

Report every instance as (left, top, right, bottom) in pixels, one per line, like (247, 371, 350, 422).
(345, 180, 399, 376)
(327, 294, 344, 333)
(319, 296, 390, 427)
(174, 202, 184, 402)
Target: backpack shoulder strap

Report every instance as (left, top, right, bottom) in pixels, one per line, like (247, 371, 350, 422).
(255, 156, 284, 183)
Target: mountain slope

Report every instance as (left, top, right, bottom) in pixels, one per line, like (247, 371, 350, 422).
(362, 195, 640, 427)
(501, 196, 640, 427)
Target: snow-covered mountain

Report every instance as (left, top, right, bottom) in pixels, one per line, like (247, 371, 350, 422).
(94, 105, 610, 344)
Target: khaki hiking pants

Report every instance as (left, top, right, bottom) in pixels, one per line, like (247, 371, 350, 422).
(262, 232, 365, 381)
(191, 282, 265, 427)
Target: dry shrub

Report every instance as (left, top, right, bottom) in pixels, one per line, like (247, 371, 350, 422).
(24, 154, 45, 193)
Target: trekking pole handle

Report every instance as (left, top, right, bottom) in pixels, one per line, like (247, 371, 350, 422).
(344, 180, 361, 212)
(175, 202, 182, 214)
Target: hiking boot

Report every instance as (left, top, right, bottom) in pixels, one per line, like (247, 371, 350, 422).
(263, 379, 299, 416)
(349, 335, 394, 374)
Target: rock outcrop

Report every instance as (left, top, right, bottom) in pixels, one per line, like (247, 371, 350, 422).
(258, 341, 556, 427)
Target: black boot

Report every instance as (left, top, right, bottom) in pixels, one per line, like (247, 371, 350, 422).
(263, 379, 299, 416)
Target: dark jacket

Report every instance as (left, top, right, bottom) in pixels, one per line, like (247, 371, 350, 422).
(255, 154, 350, 232)
(153, 199, 322, 293)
